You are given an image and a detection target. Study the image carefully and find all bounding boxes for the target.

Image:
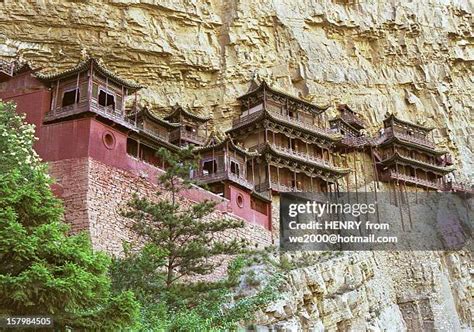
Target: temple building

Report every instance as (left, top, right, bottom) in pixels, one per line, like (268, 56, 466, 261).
(374, 114, 455, 190)
(227, 81, 350, 194)
(330, 104, 371, 150)
(0, 59, 15, 82)
(164, 105, 210, 147)
(37, 57, 143, 130)
(193, 135, 271, 229)
(330, 104, 366, 138)
(126, 107, 181, 168)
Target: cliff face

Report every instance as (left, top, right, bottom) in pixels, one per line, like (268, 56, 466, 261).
(1, 1, 473, 330)
(0, 0, 472, 180)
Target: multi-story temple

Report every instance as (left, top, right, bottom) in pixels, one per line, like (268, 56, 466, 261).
(373, 114, 455, 190)
(165, 105, 210, 147)
(1, 57, 471, 241)
(330, 104, 371, 150)
(227, 81, 350, 194)
(193, 135, 271, 228)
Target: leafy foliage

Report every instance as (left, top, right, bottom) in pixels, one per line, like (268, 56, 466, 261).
(115, 147, 281, 330)
(121, 147, 247, 288)
(112, 247, 282, 331)
(0, 101, 139, 330)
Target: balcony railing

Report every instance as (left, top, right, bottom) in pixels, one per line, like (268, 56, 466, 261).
(169, 127, 206, 145)
(250, 143, 338, 170)
(442, 182, 474, 194)
(375, 127, 435, 149)
(340, 111, 365, 128)
(270, 144, 337, 169)
(193, 170, 254, 190)
(255, 181, 302, 193)
(0, 60, 14, 77)
(385, 170, 440, 190)
(44, 100, 138, 131)
(342, 135, 371, 147)
(380, 151, 449, 170)
(232, 110, 263, 127)
(232, 109, 338, 138)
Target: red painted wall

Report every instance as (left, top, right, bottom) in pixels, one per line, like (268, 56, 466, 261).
(0, 71, 51, 145)
(225, 184, 270, 229)
(1, 71, 271, 230)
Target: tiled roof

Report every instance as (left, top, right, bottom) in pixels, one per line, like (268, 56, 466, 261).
(194, 136, 259, 157)
(164, 104, 212, 122)
(34, 58, 143, 92)
(237, 80, 329, 114)
(383, 113, 434, 132)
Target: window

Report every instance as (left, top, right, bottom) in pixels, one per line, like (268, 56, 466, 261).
(202, 159, 217, 175)
(230, 160, 240, 176)
(98, 89, 115, 109)
(288, 110, 296, 119)
(236, 194, 244, 208)
(102, 132, 116, 150)
(251, 198, 268, 215)
(141, 144, 160, 166)
(185, 125, 196, 133)
(127, 138, 138, 158)
(62, 89, 79, 107)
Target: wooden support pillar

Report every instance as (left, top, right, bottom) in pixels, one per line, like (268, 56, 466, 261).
(74, 72, 80, 110)
(53, 78, 60, 113)
(267, 164, 271, 188)
(121, 85, 124, 115)
(244, 155, 247, 179)
(224, 142, 228, 172)
(105, 76, 109, 110)
(252, 158, 255, 185)
(276, 166, 281, 186)
(293, 170, 297, 190)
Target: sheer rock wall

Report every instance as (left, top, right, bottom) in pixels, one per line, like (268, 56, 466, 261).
(1, 1, 472, 330)
(1, 0, 472, 180)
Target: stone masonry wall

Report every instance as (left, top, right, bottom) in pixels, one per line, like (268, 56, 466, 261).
(48, 157, 273, 259)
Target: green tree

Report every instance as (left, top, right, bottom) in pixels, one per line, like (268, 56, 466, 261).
(121, 147, 247, 289)
(114, 147, 280, 330)
(0, 101, 139, 330)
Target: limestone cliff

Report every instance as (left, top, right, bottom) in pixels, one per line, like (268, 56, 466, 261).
(0, 1, 473, 330)
(0, 0, 472, 180)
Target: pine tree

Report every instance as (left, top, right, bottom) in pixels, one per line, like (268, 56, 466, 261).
(121, 146, 247, 289)
(0, 101, 139, 330)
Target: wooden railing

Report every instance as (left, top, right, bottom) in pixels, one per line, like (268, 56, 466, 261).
(0, 60, 14, 77)
(255, 181, 302, 193)
(342, 135, 371, 147)
(44, 100, 138, 132)
(232, 109, 338, 138)
(374, 127, 435, 149)
(385, 170, 440, 189)
(169, 127, 206, 145)
(442, 182, 474, 194)
(270, 144, 336, 168)
(340, 111, 365, 128)
(232, 110, 263, 127)
(193, 170, 254, 190)
(381, 150, 448, 169)
(250, 143, 338, 170)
